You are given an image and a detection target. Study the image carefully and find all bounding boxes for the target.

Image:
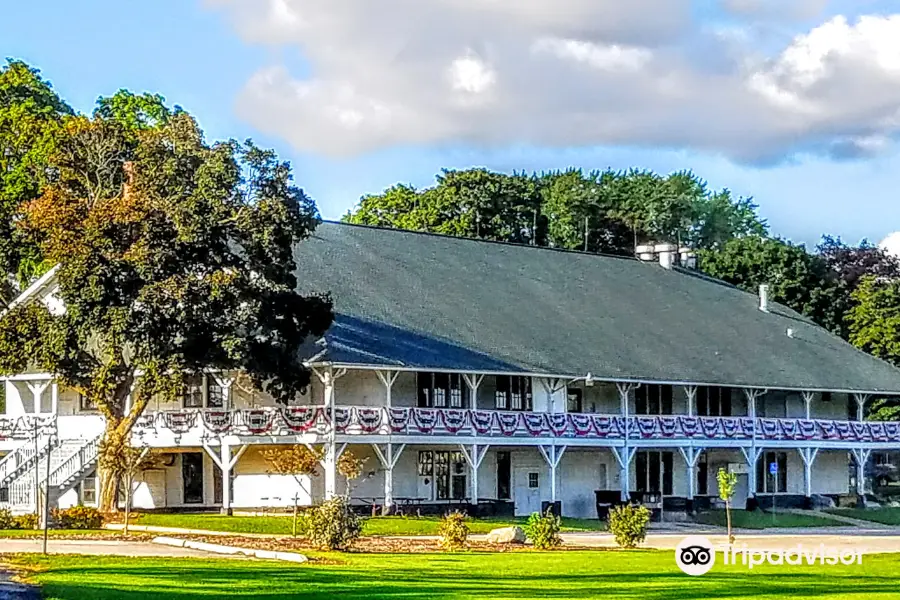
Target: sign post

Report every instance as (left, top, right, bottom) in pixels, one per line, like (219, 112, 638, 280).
(769, 462, 778, 524)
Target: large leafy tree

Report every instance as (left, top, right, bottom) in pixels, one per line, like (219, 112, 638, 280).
(0, 109, 333, 511)
(0, 60, 73, 302)
(698, 236, 842, 332)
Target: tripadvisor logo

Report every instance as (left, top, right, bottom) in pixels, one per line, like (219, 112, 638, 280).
(676, 536, 716, 576)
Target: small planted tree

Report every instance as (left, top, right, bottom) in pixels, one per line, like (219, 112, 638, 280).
(717, 467, 738, 544)
(524, 508, 562, 550)
(337, 451, 367, 496)
(439, 510, 469, 551)
(262, 445, 323, 536)
(607, 504, 651, 549)
(306, 496, 361, 550)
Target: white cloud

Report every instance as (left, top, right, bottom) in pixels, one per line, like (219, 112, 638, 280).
(209, 1, 900, 161)
(880, 231, 900, 258)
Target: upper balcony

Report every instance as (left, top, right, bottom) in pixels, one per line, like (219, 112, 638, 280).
(130, 405, 900, 448)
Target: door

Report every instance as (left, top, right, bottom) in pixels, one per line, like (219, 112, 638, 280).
(514, 467, 542, 516)
(182, 452, 204, 504)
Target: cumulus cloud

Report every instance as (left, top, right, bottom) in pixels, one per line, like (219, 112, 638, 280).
(207, 0, 900, 161)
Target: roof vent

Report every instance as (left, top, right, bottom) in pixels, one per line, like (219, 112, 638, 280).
(759, 284, 769, 312)
(786, 328, 794, 338)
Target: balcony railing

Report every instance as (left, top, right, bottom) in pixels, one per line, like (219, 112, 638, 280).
(131, 406, 900, 444)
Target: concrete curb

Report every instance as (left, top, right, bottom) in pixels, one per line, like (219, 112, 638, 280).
(151, 536, 308, 563)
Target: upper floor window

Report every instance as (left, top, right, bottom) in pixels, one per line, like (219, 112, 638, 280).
(635, 384, 673, 415)
(697, 386, 732, 416)
(495, 376, 532, 411)
(79, 393, 98, 412)
(182, 375, 224, 409)
(417, 373, 467, 408)
(566, 388, 583, 413)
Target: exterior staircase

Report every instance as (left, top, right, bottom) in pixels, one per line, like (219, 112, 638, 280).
(0, 436, 101, 514)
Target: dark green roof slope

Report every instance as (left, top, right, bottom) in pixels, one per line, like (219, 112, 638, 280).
(294, 222, 900, 393)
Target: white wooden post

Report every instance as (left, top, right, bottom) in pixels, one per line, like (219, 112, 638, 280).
(375, 370, 399, 409)
(798, 447, 819, 499)
(315, 368, 347, 500)
(50, 382, 58, 416)
(684, 386, 697, 417)
(460, 444, 489, 510)
(615, 383, 636, 501)
(678, 446, 704, 502)
(202, 442, 248, 515)
(537, 445, 566, 504)
(851, 448, 871, 497)
(612, 446, 636, 502)
(27, 381, 49, 415)
(372, 443, 406, 514)
(463, 374, 485, 409)
(853, 394, 869, 422)
(801, 392, 814, 420)
(212, 374, 235, 410)
(740, 446, 763, 500)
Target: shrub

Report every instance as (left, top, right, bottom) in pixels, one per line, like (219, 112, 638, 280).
(524, 508, 562, 550)
(53, 506, 104, 529)
(438, 511, 469, 551)
(607, 504, 651, 549)
(0, 508, 15, 530)
(13, 513, 38, 530)
(304, 496, 361, 550)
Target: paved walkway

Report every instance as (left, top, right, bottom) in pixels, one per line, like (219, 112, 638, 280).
(785, 508, 894, 529)
(0, 571, 36, 600)
(0, 539, 223, 558)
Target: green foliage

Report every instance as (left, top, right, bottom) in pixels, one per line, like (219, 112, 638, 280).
(344, 167, 764, 257)
(698, 236, 843, 333)
(53, 506, 104, 529)
(0, 508, 15, 529)
(94, 90, 173, 132)
(848, 276, 900, 367)
(607, 504, 650, 549)
(524, 508, 562, 550)
(304, 496, 361, 550)
(717, 468, 738, 503)
(438, 510, 469, 551)
(14, 513, 39, 530)
(0, 59, 73, 298)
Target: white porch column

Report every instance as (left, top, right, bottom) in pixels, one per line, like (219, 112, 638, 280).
(375, 370, 399, 408)
(684, 386, 697, 417)
(678, 446, 704, 509)
(801, 392, 814, 420)
(612, 446, 636, 502)
(853, 393, 869, 422)
(315, 367, 347, 500)
(212, 374, 235, 410)
(537, 445, 566, 505)
(202, 442, 249, 515)
(798, 447, 819, 500)
(372, 443, 406, 514)
(851, 448, 871, 497)
(460, 444, 489, 510)
(462, 374, 485, 409)
(26, 381, 49, 415)
(740, 446, 763, 503)
(50, 382, 58, 415)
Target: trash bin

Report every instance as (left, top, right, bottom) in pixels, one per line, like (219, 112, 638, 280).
(594, 490, 620, 520)
(541, 500, 561, 517)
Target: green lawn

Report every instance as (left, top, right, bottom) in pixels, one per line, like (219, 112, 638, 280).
(827, 508, 900, 526)
(8, 551, 900, 599)
(695, 509, 846, 529)
(131, 513, 606, 536)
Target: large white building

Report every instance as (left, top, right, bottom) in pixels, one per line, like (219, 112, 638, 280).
(3, 222, 900, 518)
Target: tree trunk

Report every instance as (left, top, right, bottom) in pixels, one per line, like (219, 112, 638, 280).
(97, 418, 125, 513)
(725, 500, 733, 545)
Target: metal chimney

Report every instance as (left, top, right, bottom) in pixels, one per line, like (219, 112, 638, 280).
(759, 284, 769, 312)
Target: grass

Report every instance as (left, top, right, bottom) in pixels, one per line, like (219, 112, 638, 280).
(695, 509, 846, 529)
(131, 513, 606, 536)
(8, 551, 900, 599)
(827, 508, 900, 526)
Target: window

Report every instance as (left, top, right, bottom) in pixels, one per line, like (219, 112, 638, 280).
(697, 452, 708, 495)
(433, 451, 467, 500)
(497, 451, 511, 500)
(696, 387, 732, 416)
(81, 472, 97, 505)
(417, 373, 468, 408)
(182, 375, 225, 409)
(79, 393, 97, 412)
(183, 376, 205, 408)
(635, 451, 674, 495)
(635, 385, 673, 415)
(566, 388, 583, 413)
(528, 472, 540, 489)
(495, 376, 532, 411)
(756, 451, 788, 494)
(418, 451, 434, 476)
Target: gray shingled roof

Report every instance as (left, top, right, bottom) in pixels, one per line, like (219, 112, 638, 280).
(293, 222, 900, 393)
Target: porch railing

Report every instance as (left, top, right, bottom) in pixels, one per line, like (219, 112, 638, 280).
(131, 406, 900, 444)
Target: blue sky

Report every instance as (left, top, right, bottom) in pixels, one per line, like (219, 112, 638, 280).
(4, 0, 900, 247)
